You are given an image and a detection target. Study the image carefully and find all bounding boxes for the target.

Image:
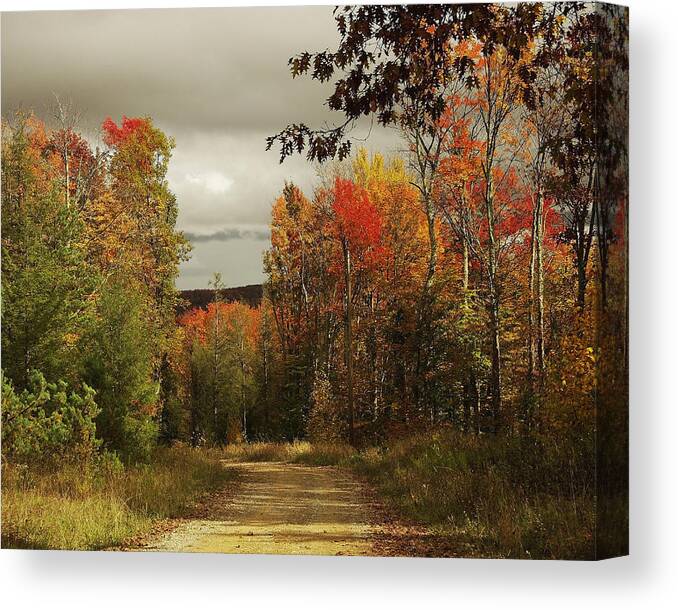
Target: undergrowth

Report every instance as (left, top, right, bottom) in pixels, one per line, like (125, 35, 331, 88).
(1, 445, 233, 550)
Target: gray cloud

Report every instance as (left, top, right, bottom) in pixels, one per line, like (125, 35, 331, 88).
(1, 7, 341, 133)
(184, 227, 270, 243)
(1, 6, 404, 289)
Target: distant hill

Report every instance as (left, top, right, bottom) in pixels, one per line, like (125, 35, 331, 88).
(178, 284, 263, 313)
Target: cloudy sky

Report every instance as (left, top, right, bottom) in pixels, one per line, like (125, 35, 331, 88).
(1, 6, 403, 288)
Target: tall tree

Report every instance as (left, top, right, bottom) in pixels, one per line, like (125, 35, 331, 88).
(1, 114, 96, 388)
(267, 3, 577, 164)
(328, 177, 383, 444)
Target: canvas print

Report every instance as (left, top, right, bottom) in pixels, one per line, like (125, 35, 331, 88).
(0, 2, 628, 559)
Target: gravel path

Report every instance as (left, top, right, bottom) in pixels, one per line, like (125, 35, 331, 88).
(144, 461, 378, 556)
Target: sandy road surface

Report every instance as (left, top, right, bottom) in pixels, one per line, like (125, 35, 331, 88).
(145, 461, 378, 556)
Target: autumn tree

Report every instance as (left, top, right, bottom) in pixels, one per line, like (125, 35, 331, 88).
(435, 94, 484, 431)
(267, 3, 578, 163)
(1, 114, 96, 388)
(1, 111, 189, 464)
(47, 97, 107, 210)
(100, 115, 189, 443)
(264, 182, 333, 438)
(249, 300, 282, 438)
(177, 300, 260, 445)
(352, 150, 426, 420)
(327, 177, 384, 444)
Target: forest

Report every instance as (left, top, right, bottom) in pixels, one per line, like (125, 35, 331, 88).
(1, 3, 627, 559)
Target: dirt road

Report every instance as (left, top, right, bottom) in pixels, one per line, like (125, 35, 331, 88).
(145, 462, 379, 556)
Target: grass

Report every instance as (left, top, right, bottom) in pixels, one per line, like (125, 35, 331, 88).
(2, 434, 598, 558)
(224, 433, 596, 560)
(1, 445, 234, 550)
(222, 440, 353, 466)
(346, 432, 595, 559)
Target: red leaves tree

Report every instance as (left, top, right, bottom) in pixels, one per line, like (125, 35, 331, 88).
(329, 177, 383, 445)
(102, 116, 150, 148)
(331, 177, 384, 270)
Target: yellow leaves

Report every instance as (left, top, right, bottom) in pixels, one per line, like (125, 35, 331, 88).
(541, 311, 598, 433)
(63, 333, 80, 348)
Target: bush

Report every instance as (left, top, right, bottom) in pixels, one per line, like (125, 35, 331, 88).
(1, 370, 100, 465)
(118, 414, 159, 464)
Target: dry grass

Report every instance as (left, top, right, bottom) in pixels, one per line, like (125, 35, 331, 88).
(291, 443, 354, 466)
(222, 440, 353, 466)
(2, 435, 597, 558)
(1, 446, 234, 550)
(222, 441, 298, 462)
(347, 432, 595, 559)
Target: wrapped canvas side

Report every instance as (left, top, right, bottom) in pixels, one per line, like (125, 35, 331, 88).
(594, 1, 629, 559)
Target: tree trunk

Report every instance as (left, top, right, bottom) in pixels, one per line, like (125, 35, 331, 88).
(470, 368, 480, 435)
(462, 218, 471, 432)
(262, 331, 270, 432)
(577, 261, 587, 310)
(64, 144, 70, 209)
(527, 198, 537, 387)
(459, 190, 479, 435)
(342, 240, 355, 446)
(485, 175, 502, 433)
(424, 193, 438, 295)
(415, 191, 438, 414)
(240, 347, 247, 441)
(529, 189, 546, 388)
(462, 234, 469, 295)
(535, 189, 545, 380)
(212, 308, 220, 443)
(190, 363, 199, 447)
(488, 296, 502, 433)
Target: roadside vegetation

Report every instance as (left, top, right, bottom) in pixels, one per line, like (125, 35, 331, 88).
(224, 434, 594, 560)
(347, 433, 594, 560)
(222, 441, 353, 466)
(1, 446, 233, 550)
